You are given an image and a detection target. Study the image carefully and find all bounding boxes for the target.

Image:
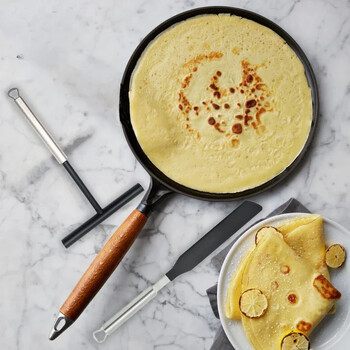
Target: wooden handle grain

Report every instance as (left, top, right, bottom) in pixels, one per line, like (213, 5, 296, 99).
(60, 209, 147, 321)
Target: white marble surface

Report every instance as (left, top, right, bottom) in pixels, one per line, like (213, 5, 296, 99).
(1, 1, 349, 349)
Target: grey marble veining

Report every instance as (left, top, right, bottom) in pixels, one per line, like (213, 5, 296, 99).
(0, 0, 349, 349)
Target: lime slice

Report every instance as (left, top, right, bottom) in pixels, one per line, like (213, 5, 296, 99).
(255, 226, 283, 245)
(325, 244, 346, 268)
(281, 332, 310, 350)
(239, 288, 268, 318)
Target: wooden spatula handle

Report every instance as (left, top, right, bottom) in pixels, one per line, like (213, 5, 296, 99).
(60, 209, 148, 321)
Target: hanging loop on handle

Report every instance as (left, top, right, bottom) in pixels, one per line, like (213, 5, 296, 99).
(93, 275, 170, 343)
(8, 88, 68, 164)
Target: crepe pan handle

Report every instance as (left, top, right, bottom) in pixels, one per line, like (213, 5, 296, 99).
(49, 179, 172, 340)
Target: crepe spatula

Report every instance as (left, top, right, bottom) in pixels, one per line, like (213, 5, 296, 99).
(92, 201, 262, 343)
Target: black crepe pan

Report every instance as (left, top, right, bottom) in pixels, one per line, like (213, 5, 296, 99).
(49, 7, 319, 339)
(120, 6, 319, 205)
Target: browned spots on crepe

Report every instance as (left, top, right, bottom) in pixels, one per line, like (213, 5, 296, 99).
(271, 281, 279, 290)
(178, 57, 272, 140)
(256, 107, 266, 125)
(213, 91, 221, 98)
(280, 265, 290, 274)
(313, 275, 342, 300)
(183, 51, 223, 68)
(287, 293, 298, 304)
(297, 320, 312, 333)
(214, 123, 225, 133)
(231, 139, 240, 148)
(182, 73, 193, 88)
(208, 117, 216, 125)
(232, 123, 243, 134)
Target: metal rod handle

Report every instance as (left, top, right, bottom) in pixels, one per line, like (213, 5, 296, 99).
(63, 161, 103, 214)
(8, 88, 68, 164)
(93, 275, 170, 343)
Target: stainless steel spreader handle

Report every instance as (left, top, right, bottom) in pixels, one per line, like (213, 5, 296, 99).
(8, 88, 68, 164)
(93, 275, 170, 343)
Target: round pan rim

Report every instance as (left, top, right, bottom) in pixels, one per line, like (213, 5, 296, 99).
(119, 6, 319, 201)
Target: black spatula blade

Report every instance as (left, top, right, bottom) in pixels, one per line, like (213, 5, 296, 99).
(166, 201, 262, 281)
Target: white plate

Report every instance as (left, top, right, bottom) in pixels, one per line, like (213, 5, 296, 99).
(217, 213, 350, 350)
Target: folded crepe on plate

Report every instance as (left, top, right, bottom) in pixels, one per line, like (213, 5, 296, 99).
(225, 214, 329, 319)
(279, 215, 329, 278)
(240, 229, 341, 350)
